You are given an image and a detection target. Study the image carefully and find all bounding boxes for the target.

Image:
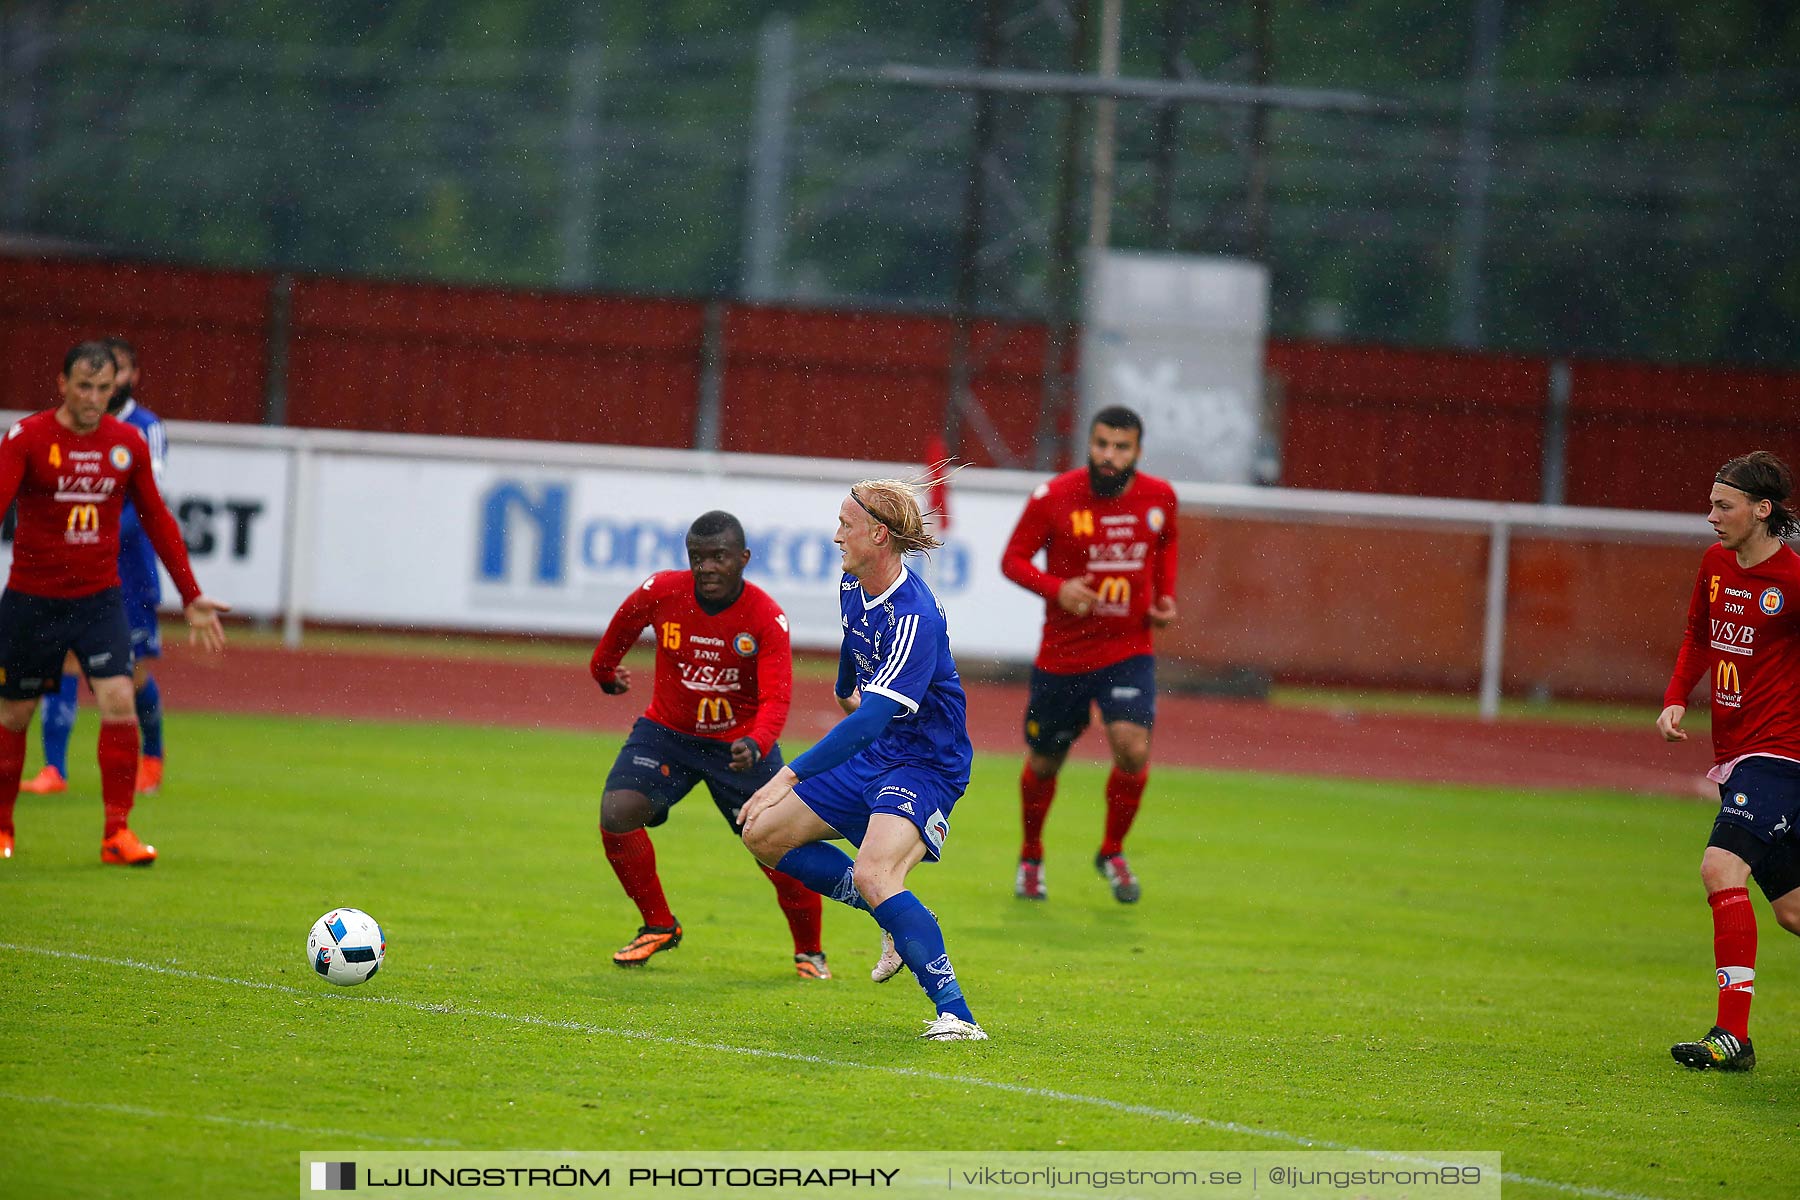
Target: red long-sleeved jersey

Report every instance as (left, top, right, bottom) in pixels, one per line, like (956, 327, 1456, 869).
(1664, 541, 1800, 767)
(588, 572, 792, 756)
(1001, 468, 1180, 673)
(0, 409, 200, 605)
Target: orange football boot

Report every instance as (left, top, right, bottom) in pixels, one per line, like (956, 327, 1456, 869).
(134, 756, 163, 796)
(100, 828, 157, 866)
(19, 766, 67, 794)
(612, 922, 682, 966)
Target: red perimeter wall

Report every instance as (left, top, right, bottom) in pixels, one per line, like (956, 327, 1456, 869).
(3, 253, 1795, 508)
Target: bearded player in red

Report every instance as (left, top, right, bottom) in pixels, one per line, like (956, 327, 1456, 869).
(1001, 405, 1179, 904)
(1660, 451, 1800, 1072)
(0, 343, 228, 865)
(589, 510, 828, 978)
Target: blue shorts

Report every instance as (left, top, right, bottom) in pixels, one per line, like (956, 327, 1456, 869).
(0, 587, 134, 699)
(793, 754, 964, 862)
(603, 717, 784, 832)
(1710, 756, 1800, 900)
(1024, 654, 1157, 754)
(124, 590, 162, 660)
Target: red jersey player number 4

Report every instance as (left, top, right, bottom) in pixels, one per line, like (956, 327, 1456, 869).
(0, 342, 228, 868)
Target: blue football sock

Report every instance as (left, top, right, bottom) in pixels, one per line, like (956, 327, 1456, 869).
(41, 673, 78, 775)
(136, 676, 163, 759)
(775, 842, 872, 912)
(872, 891, 974, 1023)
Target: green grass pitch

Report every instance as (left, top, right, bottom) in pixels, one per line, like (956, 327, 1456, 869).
(1, 712, 1794, 1199)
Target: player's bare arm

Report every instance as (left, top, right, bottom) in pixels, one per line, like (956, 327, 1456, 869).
(1148, 595, 1178, 628)
(1657, 704, 1687, 741)
(597, 665, 632, 695)
(184, 595, 232, 652)
(1057, 574, 1100, 617)
(837, 689, 861, 715)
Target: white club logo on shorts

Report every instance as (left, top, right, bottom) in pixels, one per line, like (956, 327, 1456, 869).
(925, 809, 949, 852)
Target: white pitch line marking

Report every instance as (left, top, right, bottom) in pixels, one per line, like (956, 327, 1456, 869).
(0, 942, 1673, 1200)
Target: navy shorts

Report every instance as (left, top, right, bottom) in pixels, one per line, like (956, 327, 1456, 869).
(1709, 755, 1800, 901)
(0, 587, 134, 700)
(124, 589, 162, 660)
(1024, 654, 1157, 754)
(604, 717, 785, 832)
(793, 754, 965, 862)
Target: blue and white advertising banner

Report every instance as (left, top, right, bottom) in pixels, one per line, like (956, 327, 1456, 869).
(302, 456, 1046, 658)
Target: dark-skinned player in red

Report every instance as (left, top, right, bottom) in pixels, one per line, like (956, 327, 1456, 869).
(588, 510, 828, 978)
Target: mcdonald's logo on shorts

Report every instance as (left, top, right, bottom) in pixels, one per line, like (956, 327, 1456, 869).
(1096, 576, 1131, 607)
(696, 697, 735, 728)
(1716, 660, 1742, 694)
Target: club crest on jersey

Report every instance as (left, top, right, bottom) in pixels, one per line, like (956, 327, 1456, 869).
(1759, 587, 1785, 616)
(1147, 506, 1166, 532)
(733, 632, 758, 656)
(108, 444, 132, 470)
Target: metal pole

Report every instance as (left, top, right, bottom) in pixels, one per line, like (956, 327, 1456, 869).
(742, 15, 795, 301)
(1478, 519, 1511, 720)
(946, 0, 1005, 458)
(693, 300, 726, 453)
(1149, 0, 1191, 250)
(1038, 0, 1094, 470)
(2, 3, 46, 226)
(261, 273, 294, 426)
(1244, 0, 1272, 260)
(1541, 359, 1571, 506)
(1451, 0, 1503, 347)
(559, 41, 605, 288)
(281, 438, 316, 649)
(1087, 0, 1123, 252)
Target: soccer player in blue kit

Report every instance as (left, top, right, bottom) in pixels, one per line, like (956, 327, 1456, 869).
(21, 338, 171, 797)
(740, 478, 985, 1041)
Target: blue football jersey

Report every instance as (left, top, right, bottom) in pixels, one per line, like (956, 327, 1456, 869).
(837, 565, 973, 783)
(114, 398, 167, 603)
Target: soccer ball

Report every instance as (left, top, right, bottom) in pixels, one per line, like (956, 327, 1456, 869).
(307, 908, 385, 986)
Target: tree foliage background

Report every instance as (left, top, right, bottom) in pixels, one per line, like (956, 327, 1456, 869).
(3, 0, 1795, 367)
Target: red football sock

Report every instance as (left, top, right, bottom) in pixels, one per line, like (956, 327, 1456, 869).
(98, 720, 139, 839)
(601, 829, 675, 928)
(1710, 886, 1757, 1041)
(760, 862, 823, 956)
(1019, 763, 1056, 861)
(0, 724, 25, 833)
(1100, 766, 1147, 857)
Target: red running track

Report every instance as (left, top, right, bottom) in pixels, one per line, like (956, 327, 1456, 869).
(148, 643, 1718, 799)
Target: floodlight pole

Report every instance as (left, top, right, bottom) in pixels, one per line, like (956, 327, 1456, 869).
(943, 0, 1006, 463)
(886, 7, 1393, 472)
